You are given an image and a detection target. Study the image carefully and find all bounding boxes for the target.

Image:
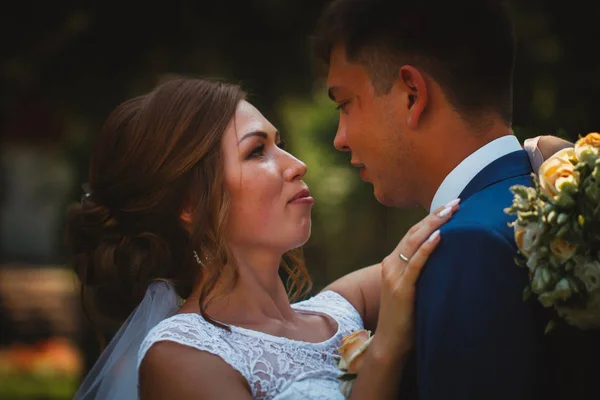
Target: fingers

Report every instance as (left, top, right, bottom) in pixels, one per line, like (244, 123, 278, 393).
(393, 198, 460, 257)
(403, 229, 441, 283)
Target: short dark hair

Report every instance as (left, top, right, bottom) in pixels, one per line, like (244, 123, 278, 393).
(313, 0, 516, 125)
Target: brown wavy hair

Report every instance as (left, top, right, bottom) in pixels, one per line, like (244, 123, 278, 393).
(66, 78, 312, 332)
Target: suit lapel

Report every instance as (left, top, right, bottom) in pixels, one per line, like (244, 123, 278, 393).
(459, 150, 533, 201)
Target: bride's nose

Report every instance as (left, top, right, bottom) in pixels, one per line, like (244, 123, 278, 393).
(283, 155, 308, 182)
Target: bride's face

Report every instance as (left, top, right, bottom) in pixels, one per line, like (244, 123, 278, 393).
(222, 100, 313, 252)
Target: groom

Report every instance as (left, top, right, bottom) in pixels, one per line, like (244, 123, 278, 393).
(315, 1, 551, 399)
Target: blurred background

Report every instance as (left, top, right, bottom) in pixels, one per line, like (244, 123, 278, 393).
(1, 0, 599, 398)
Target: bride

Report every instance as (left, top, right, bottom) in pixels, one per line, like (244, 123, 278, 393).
(67, 77, 566, 399)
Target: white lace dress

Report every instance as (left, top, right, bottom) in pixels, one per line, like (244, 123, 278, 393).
(137, 290, 364, 399)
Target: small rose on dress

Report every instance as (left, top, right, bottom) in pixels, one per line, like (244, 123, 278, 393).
(336, 329, 374, 399)
(338, 329, 372, 374)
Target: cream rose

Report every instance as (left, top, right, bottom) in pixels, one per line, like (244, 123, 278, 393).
(556, 290, 600, 329)
(574, 132, 600, 163)
(525, 250, 544, 274)
(574, 259, 600, 292)
(338, 329, 373, 374)
(538, 148, 578, 197)
(549, 238, 577, 263)
(514, 223, 541, 257)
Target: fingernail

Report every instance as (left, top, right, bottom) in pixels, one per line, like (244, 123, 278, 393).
(428, 230, 440, 242)
(444, 198, 461, 208)
(438, 206, 452, 218)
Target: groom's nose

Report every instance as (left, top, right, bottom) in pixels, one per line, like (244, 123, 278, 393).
(333, 122, 350, 152)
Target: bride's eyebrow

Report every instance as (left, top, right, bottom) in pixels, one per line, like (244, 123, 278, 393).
(238, 130, 280, 144)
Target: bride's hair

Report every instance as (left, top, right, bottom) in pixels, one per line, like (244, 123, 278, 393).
(66, 78, 312, 332)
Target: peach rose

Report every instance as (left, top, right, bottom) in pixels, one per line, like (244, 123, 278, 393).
(538, 148, 579, 197)
(514, 223, 540, 257)
(549, 238, 577, 263)
(338, 329, 373, 374)
(575, 132, 600, 162)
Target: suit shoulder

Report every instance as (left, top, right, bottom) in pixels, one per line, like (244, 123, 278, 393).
(449, 174, 532, 236)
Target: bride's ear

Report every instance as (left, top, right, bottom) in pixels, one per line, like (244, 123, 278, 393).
(180, 207, 193, 226)
(398, 65, 428, 129)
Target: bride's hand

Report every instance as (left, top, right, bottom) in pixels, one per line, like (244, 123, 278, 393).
(344, 201, 459, 400)
(371, 199, 460, 362)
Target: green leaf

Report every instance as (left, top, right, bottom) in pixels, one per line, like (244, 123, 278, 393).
(514, 257, 526, 267)
(544, 320, 557, 335)
(523, 285, 532, 301)
(556, 225, 569, 238)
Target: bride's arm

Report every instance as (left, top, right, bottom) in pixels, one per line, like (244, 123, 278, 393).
(323, 200, 459, 332)
(139, 341, 252, 399)
(322, 262, 381, 331)
(524, 135, 573, 171)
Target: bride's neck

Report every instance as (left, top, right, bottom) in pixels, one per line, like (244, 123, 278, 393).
(189, 247, 296, 324)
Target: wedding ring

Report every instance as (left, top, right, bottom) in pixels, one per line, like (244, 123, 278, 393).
(399, 253, 410, 262)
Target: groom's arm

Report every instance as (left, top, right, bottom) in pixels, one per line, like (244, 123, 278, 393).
(415, 224, 541, 400)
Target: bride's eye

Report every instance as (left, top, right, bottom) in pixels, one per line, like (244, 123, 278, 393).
(336, 101, 350, 114)
(248, 144, 265, 159)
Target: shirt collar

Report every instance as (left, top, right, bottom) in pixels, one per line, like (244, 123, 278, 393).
(429, 135, 522, 212)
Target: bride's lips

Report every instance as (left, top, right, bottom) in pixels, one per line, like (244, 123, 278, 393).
(289, 188, 314, 204)
(351, 161, 367, 181)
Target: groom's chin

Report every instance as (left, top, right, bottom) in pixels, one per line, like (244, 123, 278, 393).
(373, 187, 396, 207)
(373, 186, 418, 209)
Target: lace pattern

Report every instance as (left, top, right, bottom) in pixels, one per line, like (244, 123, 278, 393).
(138, 291, 363, 399)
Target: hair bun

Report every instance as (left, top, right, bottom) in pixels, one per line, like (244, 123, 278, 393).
(66, 200, 172, 323)
(68, 200, 118, 250)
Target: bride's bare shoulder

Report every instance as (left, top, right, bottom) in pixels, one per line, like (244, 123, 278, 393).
(139, 341, 252, 399)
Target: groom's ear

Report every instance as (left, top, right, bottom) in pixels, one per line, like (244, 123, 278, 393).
(398, 65, 428, 129)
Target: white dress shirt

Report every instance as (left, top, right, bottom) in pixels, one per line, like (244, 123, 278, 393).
(429, 135, 523, 212)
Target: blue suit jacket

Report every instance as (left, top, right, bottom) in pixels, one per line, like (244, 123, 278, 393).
(401, 150, 546, 399)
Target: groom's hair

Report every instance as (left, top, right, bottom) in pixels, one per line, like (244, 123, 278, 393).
(313, 0, 516, 125)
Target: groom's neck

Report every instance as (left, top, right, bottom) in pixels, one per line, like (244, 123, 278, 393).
(417, 117, 513, 209)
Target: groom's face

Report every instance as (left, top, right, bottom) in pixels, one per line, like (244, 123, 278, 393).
(327, 45, 417, 207)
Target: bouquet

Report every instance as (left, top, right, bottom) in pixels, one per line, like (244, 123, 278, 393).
(335, 329, 373, 398)
(505, 132, 600, 330)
